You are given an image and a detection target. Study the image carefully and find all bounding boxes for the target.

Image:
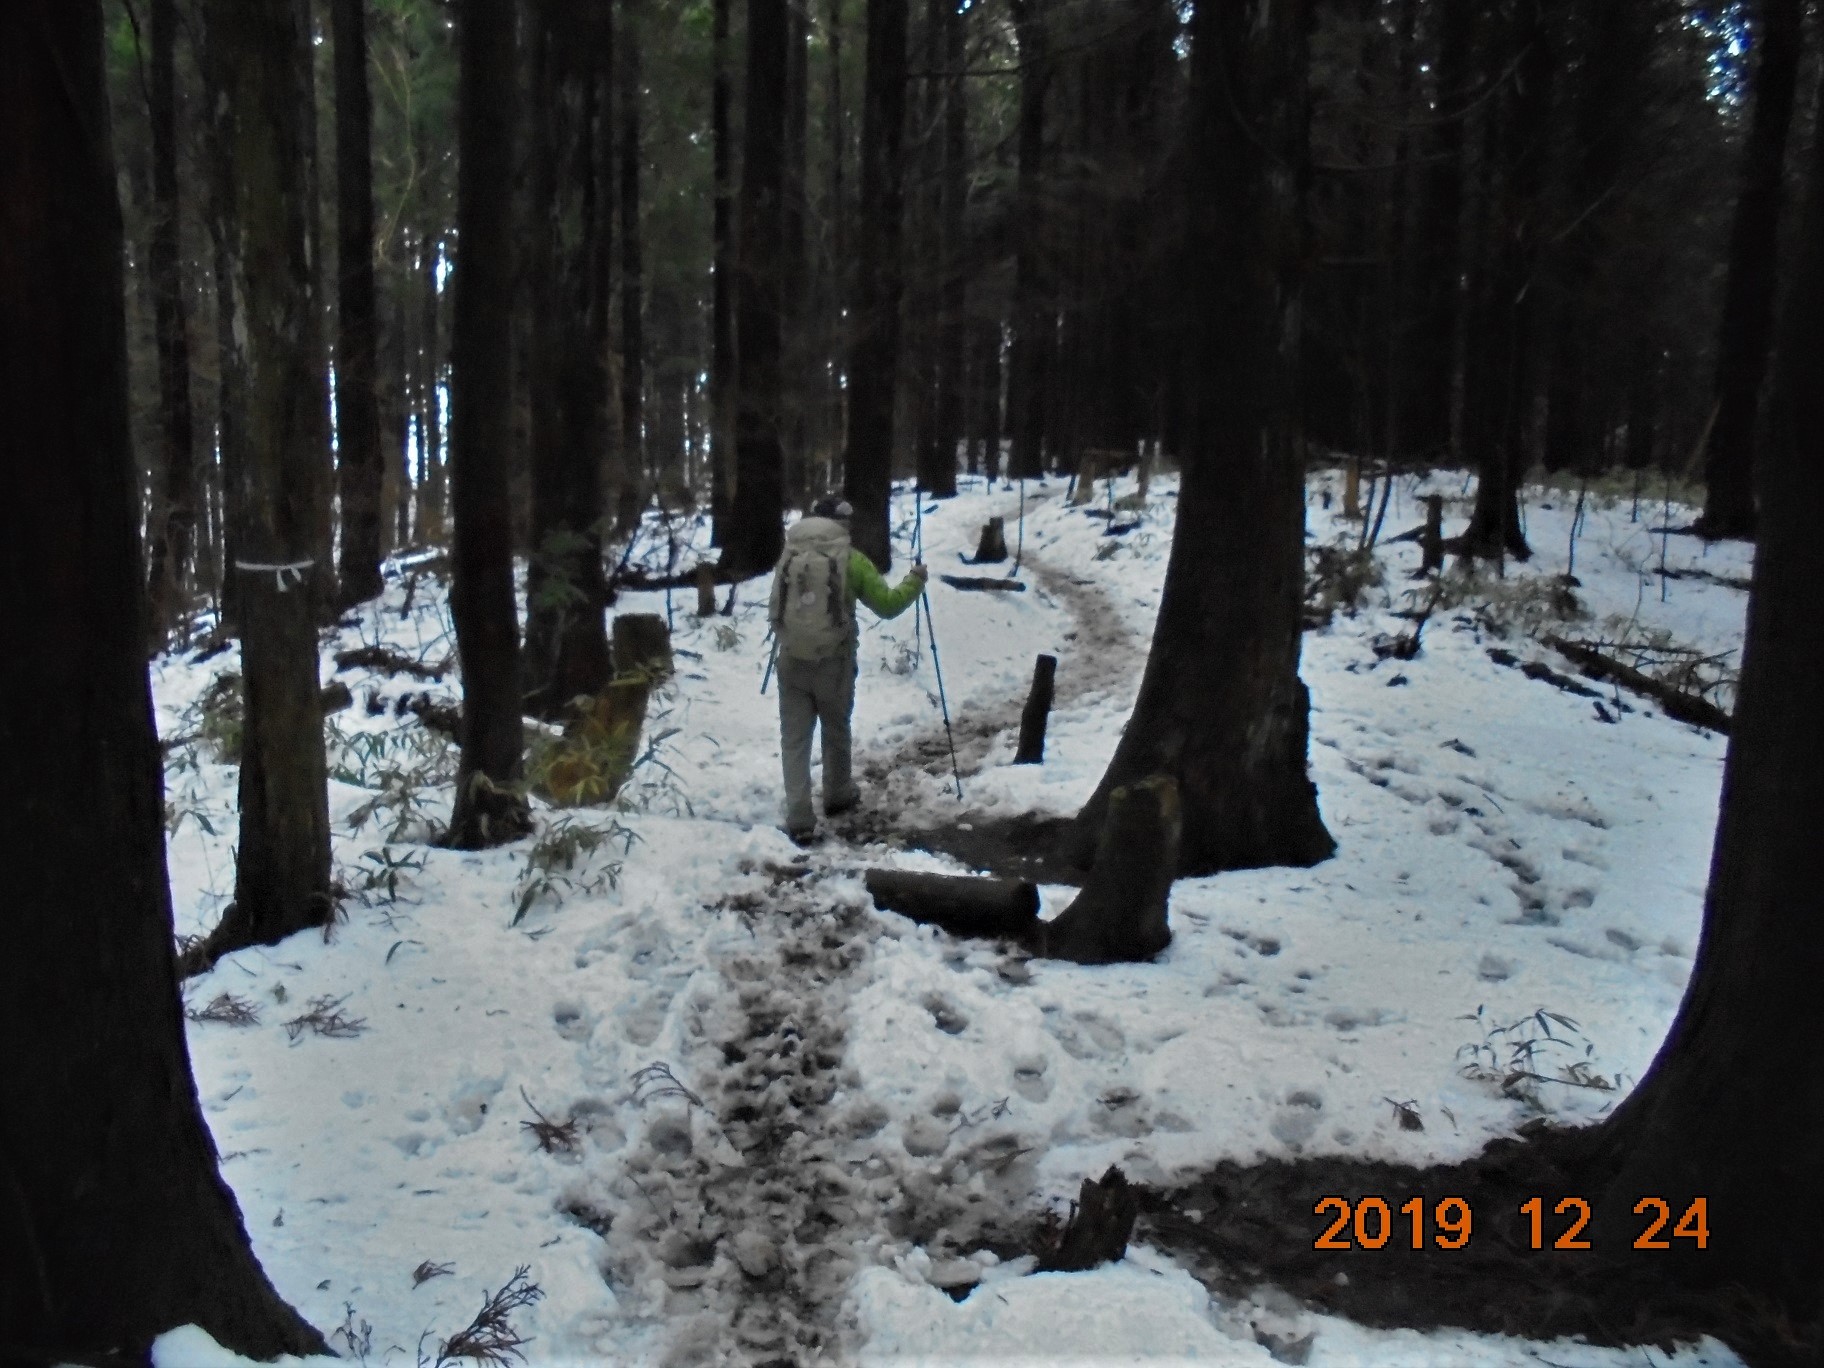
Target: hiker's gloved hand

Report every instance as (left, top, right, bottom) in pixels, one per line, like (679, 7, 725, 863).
(910, 561, 929, 586)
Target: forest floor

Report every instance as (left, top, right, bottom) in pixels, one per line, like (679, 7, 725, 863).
(149, 466, 1774, 1367)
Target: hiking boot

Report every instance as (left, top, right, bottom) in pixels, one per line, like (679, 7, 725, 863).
(824, 791, 860, 818)
(785, 823, 818, 846)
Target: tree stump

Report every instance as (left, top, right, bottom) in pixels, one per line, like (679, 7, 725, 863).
(612, 611, 673, 680)
(1419, 494, 1444, 575)
(695, 563, 717, 617)
(971, 516, 1009, 563)
(1013, 654, 1056, 764)
(864, 869, 1041, 941)
(1037, 1166, 1138, 1272)
(1040, 774, 1178, 964)
(536, 674, 652, 806)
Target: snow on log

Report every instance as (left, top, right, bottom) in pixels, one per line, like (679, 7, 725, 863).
(1544, 634, 1732, 734)
(939, 574, 1026, 593)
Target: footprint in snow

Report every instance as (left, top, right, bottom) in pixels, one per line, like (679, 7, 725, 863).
(1042, 1008, 1125, 1060)
(1009, 1054, 1051, 1103)
(1269, 1090, 1324, 1149)
(922, 993, 970, 1036)
(553, 1000, 592, 1042)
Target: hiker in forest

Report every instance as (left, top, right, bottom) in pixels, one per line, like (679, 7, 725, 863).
(769, 496, 927, 842)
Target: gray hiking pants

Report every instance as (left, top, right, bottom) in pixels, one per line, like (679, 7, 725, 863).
(778, 649, 857, 831)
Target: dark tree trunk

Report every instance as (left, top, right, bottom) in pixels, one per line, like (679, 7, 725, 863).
(1006, 0, 1050, 482)
(0, 12, 325, 1352)
(1065, 0, 1334, 878)
(143, 0, 198, 650)
(723, 0, 791, 575)
(447, 0, 531, 848)
(824, 0, 848, 487)
(620, 0, 647, 514)
(523, 0, 614, 719)
(1462, 0, 1550, 563)
(333, 0, 384, 606)
(198, 0, 334, 962)
(929, 0, 966, 500)
(204, 131, 245, 632)
(710, 0, 736, 544)
(290, 0, 336, 621)
(842, 0, 910, 569)
(1411, 0, 1473, 459)
(781, 0, 811, 509)
(1586, 71, 1824, 1309)
(1697, 0, 1803, 540)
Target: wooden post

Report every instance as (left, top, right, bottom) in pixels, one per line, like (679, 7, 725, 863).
(1013, 653, 1056, 764)
(864, 869, 1041, 941)
(972, 516, 1008, 563)
(1420, 494, 1444, 574)
(695, 562, 717, 616)
(1343, 455, 1362, 519)
(1040, 773, 1178, 964)
(612, 611, 673, 679)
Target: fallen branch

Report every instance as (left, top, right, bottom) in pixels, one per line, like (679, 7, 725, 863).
(1486, 648, 1600, 699)
(938, 574, 1027, 593)
(864, 869, 1041, 942)
(334, 645, 450, 681)
(1544, 634, 1732, 734)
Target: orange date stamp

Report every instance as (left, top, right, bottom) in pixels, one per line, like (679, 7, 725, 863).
(1312, 1195, 1710, 1251)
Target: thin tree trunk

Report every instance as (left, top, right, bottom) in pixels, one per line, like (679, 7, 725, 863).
(333, 0, 384, 605)
(825, 0, 847, 486)
(1, 10, 327, 1350)
(193, 0, 335, 966)
(620, 0, 647, 524)
(725, 0, 790, 575)
(418, 222, 447, 542)
(205, 136, 245, 632)
(932, 0, 965, 500)
(1697, 0, 1803, 540)
(1065, 0, 1334, 877)
(144, 0, 198, 649)
(1588, 68, 1824, 1305)
(447, 0, 531, 848)
(710, 0, 736, 543)
(389, 271, 413, 546)
(781, 0, 811, 508)
(842, 0, 910, 569)
(1007, 0, 1049, 482)
(292, 0, 336, 618)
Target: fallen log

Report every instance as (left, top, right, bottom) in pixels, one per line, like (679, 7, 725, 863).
(332, 644, 448, 681)
(863, 869, 1040, 942)
(1039, 774, 1178, 964)
(939, 574, 1027, 593)
(535, 675, 653, 806)
(397, 692, 462, 738)
(319, 681, 353, 715)
(1543, 634, 1732, 734)
(1486, 647, 1600, 699)
(1013, 654, 1056, 765)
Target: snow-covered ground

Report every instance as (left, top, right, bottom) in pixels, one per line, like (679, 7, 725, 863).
(149, 468, 1753, 1367)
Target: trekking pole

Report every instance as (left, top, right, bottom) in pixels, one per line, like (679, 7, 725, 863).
(918, 589, 963, 800)
(760, 632, 778, 695)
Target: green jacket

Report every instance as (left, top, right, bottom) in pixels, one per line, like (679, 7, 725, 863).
(847, 548, 924, 621)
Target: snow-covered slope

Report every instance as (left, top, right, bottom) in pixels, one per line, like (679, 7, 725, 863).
(146, 469, 1750, 1367)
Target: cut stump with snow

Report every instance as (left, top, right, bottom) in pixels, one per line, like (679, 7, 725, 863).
(1041, 774, 1178, 964)
(1037, 1166, 1139, 1272)
(971, 516, 1009, 563)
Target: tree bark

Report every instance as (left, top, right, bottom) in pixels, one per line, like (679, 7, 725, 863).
(781, 0, 811, 509)
(1064, 0, 1334, 878)
(930, 0, 967, 500)
(418, 220, 447, 542)
(620, 0, 647, 520)
(864, 870, 1041, 940)
(1586, 69, 1824, 1306)
(447, 0, 531, 848)
(723, 0, 791, 575)
(200, 0, 335, 960)
(842, 0, 910, 569)
(710, 0, 736, 544)
(1013, 652, 1056, 764)
(1006, 0, 1050, 482)
(143, 0, 199, 649)
(1461, 0, 1549, 563)
(1045, 774, 1177, 963)
(523, 0, 614, 720)
(1696, 0, 1803, 540)
(333, 0, 385, 606)
(0, 4, 324, 1355)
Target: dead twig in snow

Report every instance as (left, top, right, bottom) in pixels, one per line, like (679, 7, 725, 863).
(419, 1265, 544, 1367)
